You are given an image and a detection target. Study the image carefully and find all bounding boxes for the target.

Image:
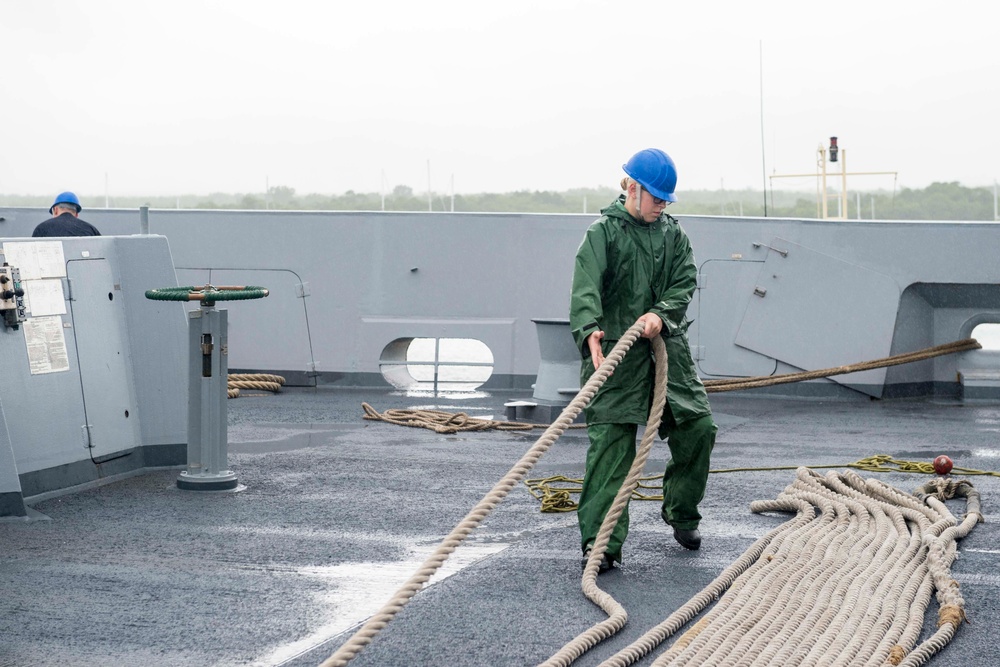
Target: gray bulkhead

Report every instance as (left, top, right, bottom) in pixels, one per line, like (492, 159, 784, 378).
(0, 207, 997, 514)
(0, 234, 187, 517)
(0, 207, 995, 398)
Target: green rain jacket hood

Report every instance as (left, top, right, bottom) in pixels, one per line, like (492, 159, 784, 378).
(569, 196, 712, 428)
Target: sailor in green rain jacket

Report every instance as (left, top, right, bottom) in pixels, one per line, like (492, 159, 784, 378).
(570, 148, 717, 572)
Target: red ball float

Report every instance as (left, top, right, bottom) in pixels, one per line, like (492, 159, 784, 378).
(933, 455, 953, 476)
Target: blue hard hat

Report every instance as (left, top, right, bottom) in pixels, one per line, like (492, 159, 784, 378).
(50, 191, 82, 214)
(622, 149, 678, 202)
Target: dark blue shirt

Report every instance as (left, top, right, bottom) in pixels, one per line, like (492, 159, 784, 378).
(32, 212, 101, 237)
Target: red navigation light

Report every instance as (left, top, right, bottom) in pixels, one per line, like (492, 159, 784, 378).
(829, 136, 839, 163)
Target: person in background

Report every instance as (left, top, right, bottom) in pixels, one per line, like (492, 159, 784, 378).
(32, 192, 101, 237)
(570, 148, 717, 573)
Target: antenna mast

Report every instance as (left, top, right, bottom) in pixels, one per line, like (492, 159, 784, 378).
(770, 137, 897, 219)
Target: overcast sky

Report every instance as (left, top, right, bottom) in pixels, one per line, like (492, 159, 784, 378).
(2, 1, 997, 199)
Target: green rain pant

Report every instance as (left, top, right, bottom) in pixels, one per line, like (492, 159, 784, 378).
(577, 413, 717, 562)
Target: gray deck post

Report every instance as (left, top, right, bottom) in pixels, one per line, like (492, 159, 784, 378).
(178, 303, 238, 491)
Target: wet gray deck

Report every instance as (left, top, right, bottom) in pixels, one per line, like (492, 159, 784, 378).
(2, 388, 998, 667)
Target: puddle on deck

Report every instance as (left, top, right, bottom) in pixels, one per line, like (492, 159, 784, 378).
(259, 540, 509, 665)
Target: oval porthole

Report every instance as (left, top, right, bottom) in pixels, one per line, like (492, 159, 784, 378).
(971, 323, 1000, 351)
(379, 337, 494, 391)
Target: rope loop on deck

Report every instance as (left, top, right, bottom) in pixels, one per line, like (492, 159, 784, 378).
(361, 403, 587, 433)
(362, 403, 535, 433)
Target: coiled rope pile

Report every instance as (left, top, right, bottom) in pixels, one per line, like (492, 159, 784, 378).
(587, 470, 981, 667)
(227, 373, 285, 398)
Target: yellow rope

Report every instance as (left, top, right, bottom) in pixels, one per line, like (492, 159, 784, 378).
(525, 455, 1000, 512)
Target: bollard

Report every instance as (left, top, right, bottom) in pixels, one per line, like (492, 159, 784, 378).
(504, 318, 584, 424)
(530, 318, 582, 402)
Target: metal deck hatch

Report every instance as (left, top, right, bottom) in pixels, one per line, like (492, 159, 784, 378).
(67, 259, 139, 461)
(696, 259, 778, 378)
(734, 239, 901, 396)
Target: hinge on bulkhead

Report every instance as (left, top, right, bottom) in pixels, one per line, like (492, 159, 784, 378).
(295, 282, 310, 298)
(696, 273, 705, 289)
(751, 242, 788, 257)
(691, 345, 705, 360)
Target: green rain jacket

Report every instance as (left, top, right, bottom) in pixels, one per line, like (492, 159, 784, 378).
(569, 196, 711, 430)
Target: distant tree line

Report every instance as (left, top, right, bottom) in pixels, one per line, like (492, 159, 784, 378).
(1, 181, 997, 221)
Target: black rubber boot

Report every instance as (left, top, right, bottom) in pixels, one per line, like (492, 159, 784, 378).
(581, 549, 615, 573)
(673, 528, 702, 550)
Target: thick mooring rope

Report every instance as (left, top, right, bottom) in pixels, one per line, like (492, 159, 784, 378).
(318, 321, 652, 667)
(361, 339, 980, 425)
(593, 468, 981, 667)
(538, 333, 668, 667)
(703, 338, 980, 393)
